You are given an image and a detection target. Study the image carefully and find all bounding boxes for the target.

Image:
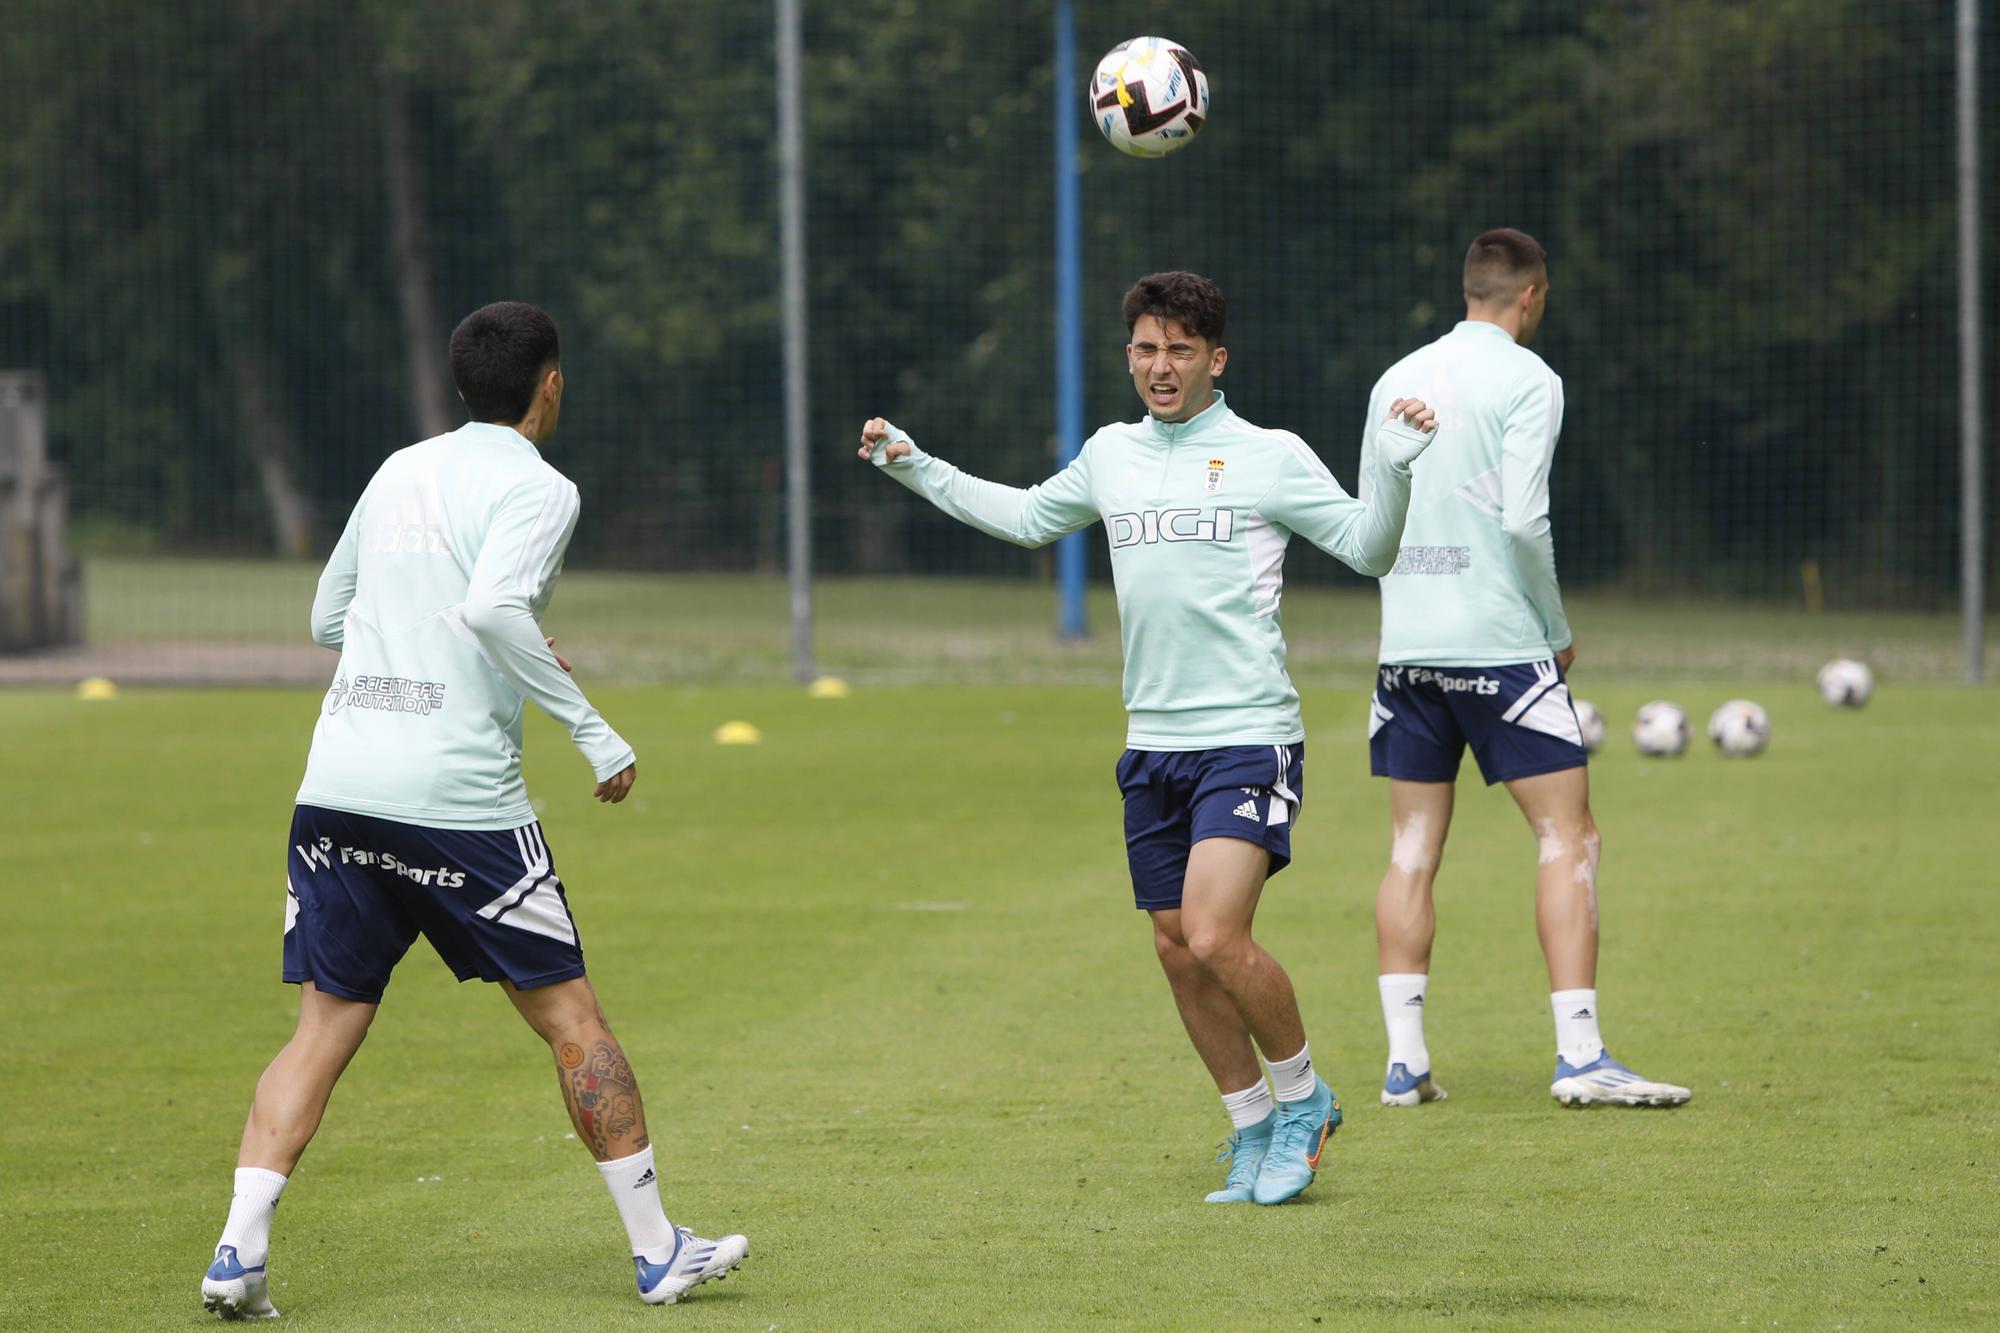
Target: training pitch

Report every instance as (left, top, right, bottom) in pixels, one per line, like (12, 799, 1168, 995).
(4, 679, 1996, 1328)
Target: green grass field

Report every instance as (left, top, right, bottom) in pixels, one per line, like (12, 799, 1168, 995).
(4, 674, 1997, 1328)
(72, 555, 2000, 685)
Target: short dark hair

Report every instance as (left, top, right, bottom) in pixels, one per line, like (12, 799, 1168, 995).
(449, 301, 561, 423)
(1121, 271, 1227, 344)
(1463, 228, 1547, 305)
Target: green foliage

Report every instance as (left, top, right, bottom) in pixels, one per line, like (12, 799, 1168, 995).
(0, 2, 1988, 596)
(3, 681, 1997, 1327)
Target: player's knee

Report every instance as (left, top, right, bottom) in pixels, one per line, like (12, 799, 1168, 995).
(1185, 924, 1251, 973)
(1153, 926, 1195, 971)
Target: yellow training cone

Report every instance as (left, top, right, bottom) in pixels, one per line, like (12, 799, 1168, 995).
(75, 676, 119, 701)
(806, 676, 851, 700)
(712, 720, 763, 745)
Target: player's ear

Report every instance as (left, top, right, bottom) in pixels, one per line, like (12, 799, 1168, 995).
(1210, 345, 1227, 377)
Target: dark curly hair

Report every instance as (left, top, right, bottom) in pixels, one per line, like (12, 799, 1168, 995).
(1121, 271, 1227, 344)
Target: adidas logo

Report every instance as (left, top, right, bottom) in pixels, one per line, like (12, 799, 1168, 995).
(1232, 800, 1259, 821)
(1405, 995, 1425, 1006)
(633, 1167, 656, 1189)
(1570, 1008, 1594, 1020)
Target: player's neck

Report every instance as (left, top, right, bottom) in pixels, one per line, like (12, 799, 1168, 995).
(1463, 307, 1526, 343)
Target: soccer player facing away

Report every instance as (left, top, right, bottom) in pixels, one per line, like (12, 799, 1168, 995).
(1360, 230, 1690, 1108)
(200, 303, 747, 1319)
(857, 272, 1438, 1204)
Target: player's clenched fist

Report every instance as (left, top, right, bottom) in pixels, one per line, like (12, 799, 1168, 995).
(1388, 397, 1437, 433)
(857, 417, 913, 464)
(1378, 396, 1439, 468)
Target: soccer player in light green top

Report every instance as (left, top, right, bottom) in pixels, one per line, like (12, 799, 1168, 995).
(859, 271, 1439, 1204)
(1360, 229, 1690, 1109)
(200, 303, 746, 1320)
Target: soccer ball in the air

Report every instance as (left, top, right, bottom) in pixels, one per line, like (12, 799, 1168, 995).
(1091, 37, 1209, 158)
(1632, 701, 1690, 757)
(1573, 699, 1608, 754)
(1708, 700, 1771, 757)
(1817, 658, 1874, 708)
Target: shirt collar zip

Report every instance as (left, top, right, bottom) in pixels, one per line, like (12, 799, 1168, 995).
(1145, 391, 1229, 445)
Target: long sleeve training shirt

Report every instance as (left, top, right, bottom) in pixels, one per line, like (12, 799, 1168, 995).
(297, 422, 634, 829)
(1361, 320, 1573, 665)
(873, 392, 1421, 749)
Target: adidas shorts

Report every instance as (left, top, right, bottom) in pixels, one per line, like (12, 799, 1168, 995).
(1116, 744, 1303, 911)
(282, 804, 586, 1004)
(1368, 660, 1587, 786)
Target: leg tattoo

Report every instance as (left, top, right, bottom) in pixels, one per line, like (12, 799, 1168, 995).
(556, 1038, 646, 1157)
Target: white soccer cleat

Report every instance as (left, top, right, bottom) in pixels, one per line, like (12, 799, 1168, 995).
(634, 1226, 749, 1305)
(1381, 1062, 1448, 1107)
(1550, 1052, 1691, 1107)
(201, 1245, 279, 1320)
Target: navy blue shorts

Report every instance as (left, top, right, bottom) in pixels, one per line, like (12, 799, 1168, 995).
(1369, 660, 1587, 785)
(283, 804, 586, 1004)
(1116, 744, 1303, 912)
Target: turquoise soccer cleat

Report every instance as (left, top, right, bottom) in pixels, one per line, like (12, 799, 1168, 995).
(1252, 1077, 1340, 1205)
(1204, 1113, 1274, 1203)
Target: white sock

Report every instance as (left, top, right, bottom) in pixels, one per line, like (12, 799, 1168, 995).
(597, 1146, 675, 1264)
(216, 1167, 288, 1267)
(1219, 1080, 1274, 1130)
(1266, 1043, 1318, 1104)
(1379, 973, 1431, 1075)
(1552, 988, 1606, 1067)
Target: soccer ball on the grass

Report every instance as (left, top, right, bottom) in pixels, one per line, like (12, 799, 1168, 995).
(1707, 700, 1771, 757)
(1090, 37, 1209, 158)
(1573, 699, 1608, 754)
(1632, 701, 1690, 757)
(1817, 657, 1874, 708)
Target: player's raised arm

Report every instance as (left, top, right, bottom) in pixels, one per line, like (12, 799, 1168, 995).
(459, 476, 636, 791)
(1258, 400, 1437, 577)
(1499, 370, 1573, 655)
(308, 505, 362, 650)
(856, 417, 1098, 549)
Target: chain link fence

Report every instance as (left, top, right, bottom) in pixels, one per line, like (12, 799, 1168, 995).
(0, 0, 1991, 684)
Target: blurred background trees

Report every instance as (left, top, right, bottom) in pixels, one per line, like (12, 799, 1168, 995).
(0, 0, 1990, 603)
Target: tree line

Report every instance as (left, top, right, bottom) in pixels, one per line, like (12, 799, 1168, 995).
(0, 0, 1990, 602)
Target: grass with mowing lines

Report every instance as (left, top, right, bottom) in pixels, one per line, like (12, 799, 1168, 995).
(2, 681, 1996, 1328)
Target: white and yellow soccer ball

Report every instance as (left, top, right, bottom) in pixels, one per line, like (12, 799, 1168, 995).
(1817, 658, 1874, 708)
(1573, 699, 1608, 754)
(1707, 700, 1771, 757)
(1090, 37, 1209, 158)
(1632, 701, 1690, 757)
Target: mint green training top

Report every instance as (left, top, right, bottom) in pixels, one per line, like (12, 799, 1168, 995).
(296, 422, 635, 830)
(872, 392, 1421, 749)
(1362, 320, 1573, 665)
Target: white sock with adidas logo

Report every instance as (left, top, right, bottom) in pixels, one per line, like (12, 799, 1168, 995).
(1378, 973, 1431, 1076)
(217, 1166, 287, 1268)
(1551, 988, 1606, 1067)
(597, 1145, 675, 1263)
(1266, 1043, 1318, 1104)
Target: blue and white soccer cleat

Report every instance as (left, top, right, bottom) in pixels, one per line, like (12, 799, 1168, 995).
(201, 1245, 279, 1320)
(1550, 1052, 1691, 1107)
(634, 1226, 750, 1305)
(1251, 1077, 1340, 1205)
(1204, 1113, 1274, 1204)
(1381, 1062, 1448, 1108)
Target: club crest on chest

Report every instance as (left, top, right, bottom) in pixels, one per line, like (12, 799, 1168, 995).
(1204, 458, 1225, 493)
